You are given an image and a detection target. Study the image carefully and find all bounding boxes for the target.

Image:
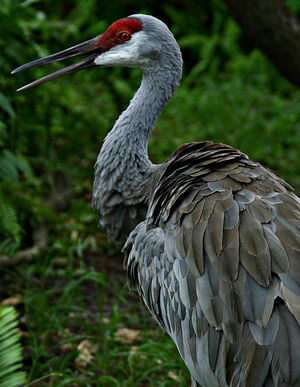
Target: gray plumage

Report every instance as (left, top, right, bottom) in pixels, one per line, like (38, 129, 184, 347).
(91, 15, 300, 386)
(14, 13, 300, 387)
(124, 142, 300, 386)
(92, 15, 182, 244)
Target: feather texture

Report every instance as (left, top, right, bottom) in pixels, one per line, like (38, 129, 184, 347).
(15, 13, 300, 387)
(124, 142, 300, 386)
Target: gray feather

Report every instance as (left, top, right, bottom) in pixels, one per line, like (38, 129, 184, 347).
(249, 309, 279, 345)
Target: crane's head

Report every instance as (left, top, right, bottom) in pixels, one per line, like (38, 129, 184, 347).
(12, 14, 182, 91)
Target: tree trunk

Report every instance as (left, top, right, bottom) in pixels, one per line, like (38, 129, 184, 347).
(222, 0, 300, 87)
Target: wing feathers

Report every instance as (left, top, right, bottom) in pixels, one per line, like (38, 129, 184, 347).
(281, 284, 300, 325)
(239, 209, 271, 286)
(124, 142, 300, 386)
(263, 225, 289, 273)
(248, 309, 279, 345)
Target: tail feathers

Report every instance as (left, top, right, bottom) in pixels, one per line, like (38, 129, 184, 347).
(230, 322, 267, 387)
(267, 303, 300, 386)
(230, 303, 300, 387)
(191, 376, 202, 387)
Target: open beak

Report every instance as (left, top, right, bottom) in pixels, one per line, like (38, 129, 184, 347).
(11, 36, 103, 91)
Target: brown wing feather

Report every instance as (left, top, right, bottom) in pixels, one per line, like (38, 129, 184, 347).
(125, 141, 300, 386)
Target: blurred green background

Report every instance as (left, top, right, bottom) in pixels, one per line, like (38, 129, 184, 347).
(0, 0, 299, 385)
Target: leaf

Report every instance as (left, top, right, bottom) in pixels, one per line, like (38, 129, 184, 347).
(0, 189, 21, 244)
(0, 239, 19, 257)
(0, 155, 19, 182)
(177, 34, 203, 48)
(0, 306, 26, 386)
(0, 92, 15, 118)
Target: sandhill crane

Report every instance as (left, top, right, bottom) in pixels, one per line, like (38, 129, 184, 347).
(12, 14, 300, 386)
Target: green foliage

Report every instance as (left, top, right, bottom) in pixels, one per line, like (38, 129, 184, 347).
(0, 0, 299, 384)
(1, 0, 300, 251)
(8, 248, 189, 386)
(0, 190, 20, 245)
(0, 306, 26, 387)
(287, 0, 300, 14)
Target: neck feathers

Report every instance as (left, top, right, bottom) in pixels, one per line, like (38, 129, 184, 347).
(92, 53, 182, 244)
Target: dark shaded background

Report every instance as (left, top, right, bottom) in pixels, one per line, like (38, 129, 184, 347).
(0, 1, 299, 385)
(1, 0, 300, 253)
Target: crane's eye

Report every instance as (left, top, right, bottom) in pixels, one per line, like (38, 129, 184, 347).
(117, 31, 131, 42)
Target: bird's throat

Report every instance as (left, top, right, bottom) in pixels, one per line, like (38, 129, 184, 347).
(92, 68, 181, 243)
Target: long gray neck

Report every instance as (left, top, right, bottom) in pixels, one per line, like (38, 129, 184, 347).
(92, 62, 182, 243)
(104, 67, 180, 165)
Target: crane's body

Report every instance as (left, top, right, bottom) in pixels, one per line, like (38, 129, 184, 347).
(13, 14, 300, 386)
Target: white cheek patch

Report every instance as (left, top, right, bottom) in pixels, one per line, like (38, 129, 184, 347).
(94, 31, 149, 67)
